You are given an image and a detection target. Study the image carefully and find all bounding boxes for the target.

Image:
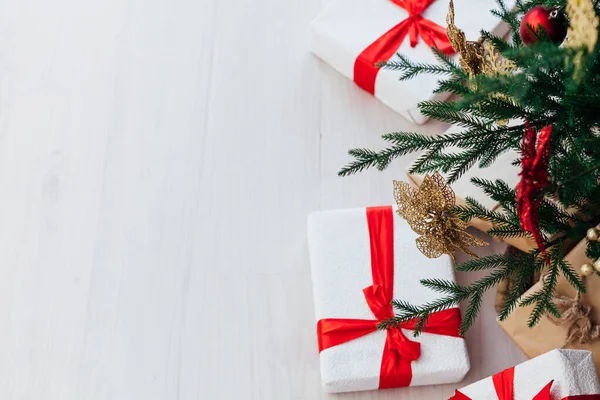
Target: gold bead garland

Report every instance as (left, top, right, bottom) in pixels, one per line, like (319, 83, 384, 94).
(586, 227, 600, 275)
(581, 263, 595, 276)
(583, 227, 600, 275)
(587, 227, 600, 242)
(594, 259, 600, 273)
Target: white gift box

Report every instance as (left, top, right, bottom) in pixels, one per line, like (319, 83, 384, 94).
(310, 0, 515, 125)
(307, 206, 470, 393)
(453, 349, 600, 399)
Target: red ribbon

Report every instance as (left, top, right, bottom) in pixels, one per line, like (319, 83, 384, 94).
(354, 0, 455, 95)
(516, 122, 553, 264)
(317, 206, 462, 389)
(450, 366, 600, 400)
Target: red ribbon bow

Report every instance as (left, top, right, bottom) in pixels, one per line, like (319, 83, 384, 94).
(354, 0, 455, 95)
(450, 366, 600, 400)
(317, 206, 462, 389)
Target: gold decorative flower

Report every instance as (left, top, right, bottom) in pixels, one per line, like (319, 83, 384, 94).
(393, 172, 488, 259)
(446, 0, 484, 77)
(565, 0, 599, 82)
(446, 0, 516, 126)
(566, 0, 598, 54)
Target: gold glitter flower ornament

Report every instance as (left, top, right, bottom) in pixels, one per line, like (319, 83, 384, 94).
(565, 0, 599, 83)
(393, 172, 488, 259)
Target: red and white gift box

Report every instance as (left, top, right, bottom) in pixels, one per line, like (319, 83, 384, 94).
(451, 349, 600, 400)
(307, 206, 469, 393)
(310, 0, 515, 125)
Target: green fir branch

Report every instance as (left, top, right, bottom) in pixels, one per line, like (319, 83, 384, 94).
(340, 0, 600, 334)
(383, 264, 516, 336)
(378, 53, 456, 81)
(496, 252, 545, 321)
(453, 198, 518, 228)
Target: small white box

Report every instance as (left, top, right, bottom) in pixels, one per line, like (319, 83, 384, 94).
(453, 349, 600, 399)
(310, 0, 515, 124)
(307, 206, 470, 393)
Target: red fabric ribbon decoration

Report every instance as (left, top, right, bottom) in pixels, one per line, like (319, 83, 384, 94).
(450, 366, 600, 400)
(354, 0, 455, 95)
(516, 122, 553, 263)
(317, 206, 462, 389)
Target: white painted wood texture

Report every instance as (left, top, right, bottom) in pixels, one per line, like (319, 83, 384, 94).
(0, 0, 526, 399)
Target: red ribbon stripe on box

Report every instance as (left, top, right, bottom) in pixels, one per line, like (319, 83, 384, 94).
(316, 206, 463, 389)
(354, 0, 455, 95)
(450, 366, 600, 400)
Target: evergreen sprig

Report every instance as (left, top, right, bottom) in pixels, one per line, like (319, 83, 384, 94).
(339, 0, 600, 333)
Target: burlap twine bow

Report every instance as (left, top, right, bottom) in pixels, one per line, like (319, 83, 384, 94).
(545, 276, 600, 346)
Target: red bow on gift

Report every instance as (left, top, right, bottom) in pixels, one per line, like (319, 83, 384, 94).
(450, 366, 600, 400)
(354, 0, 455, 95)
(317, 206, 463, 389)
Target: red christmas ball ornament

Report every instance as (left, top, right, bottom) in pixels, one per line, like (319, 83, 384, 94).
(519, 6, 567, 46)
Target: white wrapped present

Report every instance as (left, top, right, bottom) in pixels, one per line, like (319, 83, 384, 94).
(451, 349, 600, 399)
(307, 206, 469, 393)
(310, 0, 515, 124)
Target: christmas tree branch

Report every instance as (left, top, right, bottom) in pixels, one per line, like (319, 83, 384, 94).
(340, 0, 600, 333)
(382, 261, 518, 336)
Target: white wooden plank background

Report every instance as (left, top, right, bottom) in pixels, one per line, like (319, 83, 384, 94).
(0, 0, 526, 398)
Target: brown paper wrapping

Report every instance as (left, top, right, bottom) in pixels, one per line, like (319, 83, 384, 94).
(497, 238, 600, 380)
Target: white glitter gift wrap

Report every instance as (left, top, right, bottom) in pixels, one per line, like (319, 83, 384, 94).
(307, 206, 470, 393)
(453, 349, 600, 399)
(310, 0, 515, 125)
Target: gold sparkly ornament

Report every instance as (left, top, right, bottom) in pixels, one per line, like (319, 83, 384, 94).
(446, 0, 516, 126)
(446, 0, 517, 78)
(481, 41, 517, 126)
(581, 263, 595, 277)
(565, 0, 599, 82)
(587, 227, 600, 242)
(566, 0, 599, 53)
(446, 0, 485, 76)
(594, 259, 600, 273)
(481, 41, 517, 78)
(393, 172, 488, 259)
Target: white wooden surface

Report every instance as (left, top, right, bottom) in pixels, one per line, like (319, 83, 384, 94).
(0, 0, 526, 399)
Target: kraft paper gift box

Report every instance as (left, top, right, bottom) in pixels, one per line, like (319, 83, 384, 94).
(310, 0, 515, 125)
(450, 349, 600, 399)
(307, 205, 469, 393)
(498, 234, 600, 381)
(405, 124, 535, 251)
